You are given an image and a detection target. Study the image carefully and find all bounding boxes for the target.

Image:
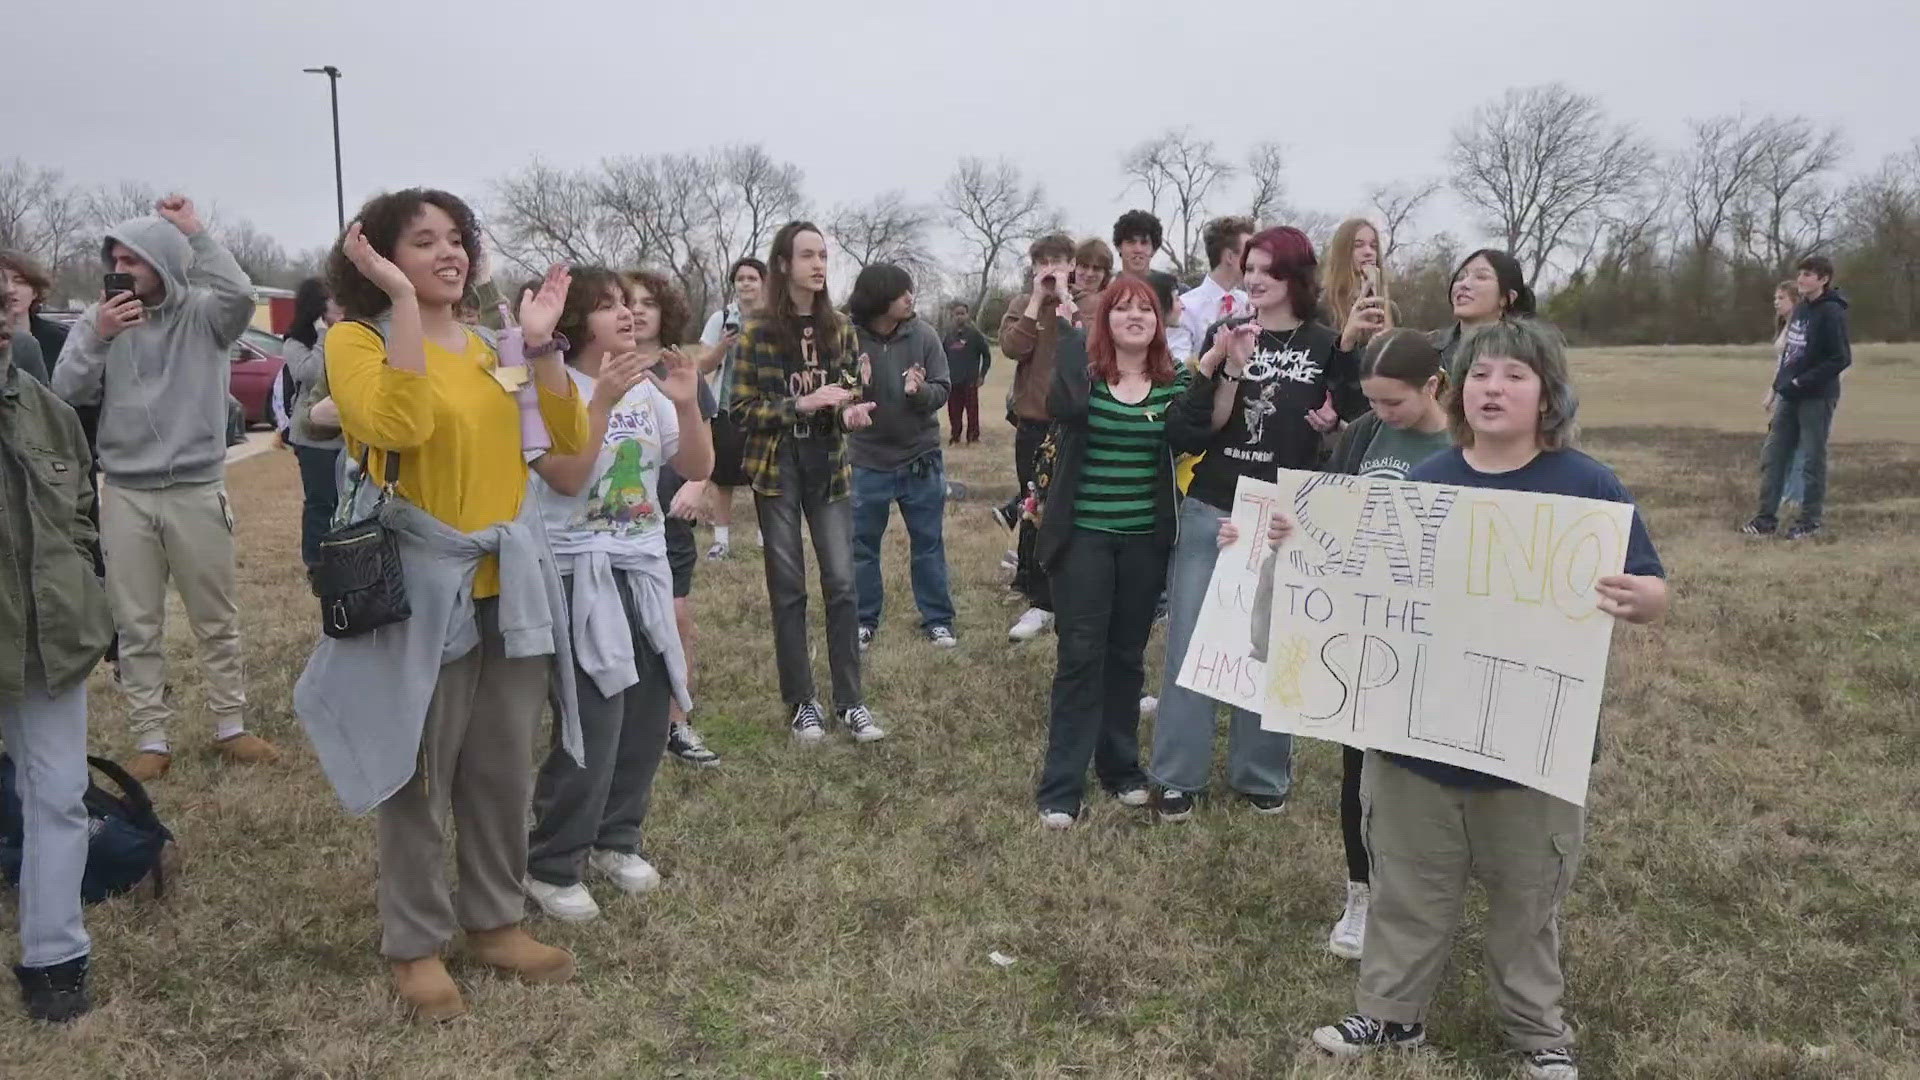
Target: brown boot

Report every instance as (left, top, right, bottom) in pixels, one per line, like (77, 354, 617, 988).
(390, 956, 466, 1022)
(213, 732, 281, 765)
(126, 751, 172, 783)
(466, 924, 575, 985)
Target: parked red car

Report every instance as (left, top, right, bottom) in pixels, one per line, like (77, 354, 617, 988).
(34, 312, 287, 429)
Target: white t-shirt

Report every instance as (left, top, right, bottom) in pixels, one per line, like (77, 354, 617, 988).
(699, 304, 743, 400)
(533, 367, 680, 554)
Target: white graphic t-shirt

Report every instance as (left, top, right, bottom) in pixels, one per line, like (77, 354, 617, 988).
(534, 366, 681, 555)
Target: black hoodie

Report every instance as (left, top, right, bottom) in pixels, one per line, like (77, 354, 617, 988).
(1774, 289, 1851, 400)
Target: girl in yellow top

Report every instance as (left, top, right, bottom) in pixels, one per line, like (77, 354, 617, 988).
(322, 188, 588, 1022)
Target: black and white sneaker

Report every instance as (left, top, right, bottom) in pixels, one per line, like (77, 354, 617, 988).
(1155, 786, 1195, 822)
(858, 625, 876, 651)
(667, 721, 720, 767)
(1739, 516, 1777, 537)
(1522, 1046, 1579, 1079)
(926, 625, 958, 648)
(789, 700, 828, 744)
(840, 705, 886, 743)
(1311, 1014, 1425, 1057)
(1243, 791, 1290, 815)
(1784, 520, 1823, 541)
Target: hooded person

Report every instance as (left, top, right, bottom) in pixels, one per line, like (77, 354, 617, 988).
(51, 196, 280, 780)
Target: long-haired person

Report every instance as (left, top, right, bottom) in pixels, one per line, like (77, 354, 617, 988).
(1746, 262, 1849, 539)
(1431, 249, 1535, 382)
(1242, 329, 1453, 961)
(1033, 276, 1189, 827)
(0, 249, 54, 383)
(696, 256, 766, 561)
(523, 267, 711, 922)
(730, 221, 882, 743)
(1763, 281, 1808, 512)
(294, 189, 589, 1022)
(1152, 226, 1357, 822)
(1323, 218, 1393, 354)
(847, 263, 955, 649)
(281, 276, 345, 576)
(1299, 319, 1668, 1080)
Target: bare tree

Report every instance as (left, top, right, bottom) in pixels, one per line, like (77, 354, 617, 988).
(828, 190, 939, 281)
(1678, 114, 1778, 258)
(218, 218, 293, 286)
(1245, 142, 1287, 226)
(1365, 179, 1442, 263)
(1121, 130, 1236, 273)
(487, 161, 623, 277)
(84, 181, 161, 231)
(699, 144, 806, 275)
(1449, 83, 1653, 287)
(0, 159, 61, 254)
(598, 153, 713, 311)
(943, 157, 1054, 315)
(1740, 118, 1846, 272)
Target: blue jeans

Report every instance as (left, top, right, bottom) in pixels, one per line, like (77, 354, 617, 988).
(1149, 497, 1294, 797)
(851, 455, 955, 632)
(294, 443, 341, 569)
(1757, 395, 1836, 526)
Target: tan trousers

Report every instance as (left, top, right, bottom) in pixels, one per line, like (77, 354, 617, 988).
(376, 601, 548, 960)
(99, 479, 246, 748)
(1357, 751, 1586, 1051)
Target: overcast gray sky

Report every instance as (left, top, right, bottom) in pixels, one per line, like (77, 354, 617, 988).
(8, 0, 1916, 272)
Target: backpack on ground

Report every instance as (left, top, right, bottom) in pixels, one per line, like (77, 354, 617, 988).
(0, 754, 176, 904)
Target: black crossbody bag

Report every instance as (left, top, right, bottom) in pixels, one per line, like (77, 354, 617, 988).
(314, 447, 411, 638)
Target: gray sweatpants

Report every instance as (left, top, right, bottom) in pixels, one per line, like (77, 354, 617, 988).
(1357, 750, 1586, 1051)
(1, 676, 91, 968)
(527, 574, 672, 887)
(375, 601, 548, 960)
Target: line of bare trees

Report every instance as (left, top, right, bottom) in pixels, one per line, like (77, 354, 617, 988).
(5, 81, 1919, 343)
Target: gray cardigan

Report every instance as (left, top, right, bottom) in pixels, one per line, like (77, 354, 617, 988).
(294, 487, 582, 816)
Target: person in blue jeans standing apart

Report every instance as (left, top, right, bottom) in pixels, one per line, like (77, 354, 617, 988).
(1743, 255, 1850, 541)
(847, 264, 957, 650)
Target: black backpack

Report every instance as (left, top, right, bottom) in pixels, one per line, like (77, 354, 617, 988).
(0, 754, 175, 904)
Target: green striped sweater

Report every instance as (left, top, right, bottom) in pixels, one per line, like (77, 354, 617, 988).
(1071, 380, 1182, 534)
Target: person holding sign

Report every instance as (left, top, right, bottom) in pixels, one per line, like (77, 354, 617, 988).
(1151, 226, 1359, 822)
(1267, 319, 1665, 1078)
(1032, 276, 1189, 828)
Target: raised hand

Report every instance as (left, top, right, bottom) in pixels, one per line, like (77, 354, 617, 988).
(591, 352, 647, 411)
(154, 194, 204, 236)
(1341, 295, 1389, 349)
(341, 222, 415, 300)
(653, 347, 701, 405)
(518, 264, 572, 346)
(904, 363, 926, 397)
(1225, 321, 1260, 370)
(95, 293, 145, 340)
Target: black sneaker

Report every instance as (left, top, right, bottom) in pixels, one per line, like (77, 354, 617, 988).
(1522, 1046, 1579, 1079)
(1784, 520, 1823, 541)
(789, 700, 828, 745)
(1311, 1014, 1425, 1057)
(1243, 791, 1290, 815)
(1155, 786, 1195, 822)
(15, 955, 90, 1023)
(667, 721, 720, 767)
(1740, 516, 1777, 536)
(858, 625, 876, 651)
(839, 705, 887, 743)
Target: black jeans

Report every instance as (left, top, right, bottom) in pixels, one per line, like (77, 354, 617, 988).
(1036, 527, 1164, 813)
(1756, 394, 1837, 526)
(1012, 419, 1053, 612)
(294, 443, 340, 570)
(1342, 744, 1368, 883)
(753, 440, 862, 711)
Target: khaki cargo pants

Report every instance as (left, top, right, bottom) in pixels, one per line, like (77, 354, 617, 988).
(1356, 750, 1586, 1051)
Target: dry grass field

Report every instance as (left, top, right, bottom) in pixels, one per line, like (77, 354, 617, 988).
(1, 343, 1916, 1079)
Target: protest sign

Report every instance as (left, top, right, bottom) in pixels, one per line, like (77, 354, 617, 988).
(1256, 469, 1633, 805)
(1171, 478, 1286, 715)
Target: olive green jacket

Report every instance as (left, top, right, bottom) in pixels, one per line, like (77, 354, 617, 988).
(0, 358, 113, 700)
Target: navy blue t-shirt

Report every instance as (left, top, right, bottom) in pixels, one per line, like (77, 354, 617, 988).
(1386, 447, 1665, 790)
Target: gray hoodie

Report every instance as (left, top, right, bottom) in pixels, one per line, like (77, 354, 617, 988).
(53, 218, 253, 489)
(849, 315, 950, 472)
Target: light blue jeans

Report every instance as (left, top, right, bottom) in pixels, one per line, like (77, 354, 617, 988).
(1148, 497, 1294, 798)
(1, 676, 91, 967)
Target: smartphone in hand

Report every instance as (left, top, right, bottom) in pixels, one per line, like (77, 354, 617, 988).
(104, 272, 137, 299)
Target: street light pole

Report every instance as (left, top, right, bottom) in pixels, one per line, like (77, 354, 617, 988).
(302, 65, 344, 233)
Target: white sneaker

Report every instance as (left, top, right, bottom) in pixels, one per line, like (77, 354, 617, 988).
(1008, 607, 1054, 642)
(1328, 880, 1369, 960)
(523, 876, 600, 922)
(588, 849, 662, 894)
(1114, 785, 1151, 807)
(1139, 695, 1158, 719)
(1038, 811, 1075, 829)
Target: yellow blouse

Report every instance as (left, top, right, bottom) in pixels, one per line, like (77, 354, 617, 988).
(324, 320, 588, 598)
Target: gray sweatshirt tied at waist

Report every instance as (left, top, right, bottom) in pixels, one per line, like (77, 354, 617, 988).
(294, 494, 583, 817)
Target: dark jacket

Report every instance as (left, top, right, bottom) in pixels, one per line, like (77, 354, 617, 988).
(1774, 289, 1851, 400)
(943, 323, 991, 387)
(1034, 320, 1183, 572)
(850, 316, 950, 472)
(0, 356, 114, 701)
(30, 314, 68, 370)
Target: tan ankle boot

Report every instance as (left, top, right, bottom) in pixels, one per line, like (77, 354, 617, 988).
(390, 956, 466, 1022)
(126, 751, 172, 783)
(214, 733, 281, 765)
(466, 924, 575, 984)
